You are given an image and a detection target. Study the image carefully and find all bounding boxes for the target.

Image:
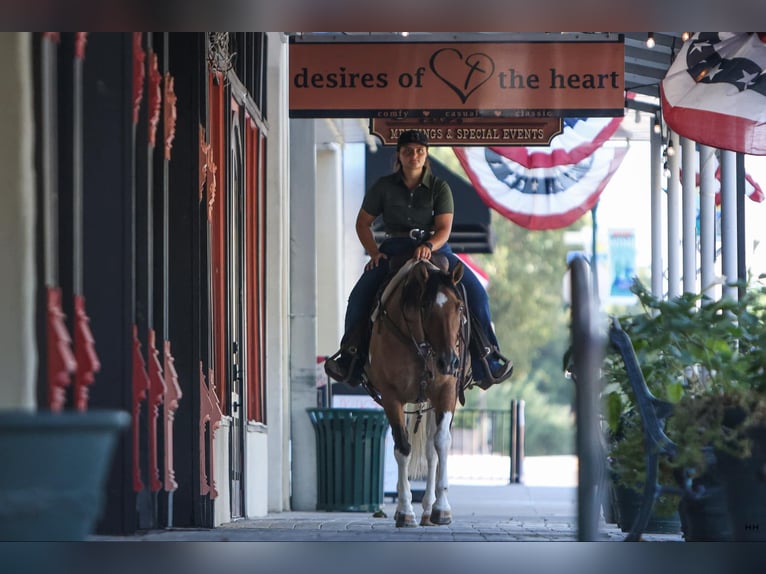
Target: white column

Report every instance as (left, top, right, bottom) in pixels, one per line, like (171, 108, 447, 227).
(667, 131, 681, 298)
(289, 118, 318, 511)
(315, 143, 344, 356)
(699, 145, 717, 299)
(720, 149, 738, 301)
(0, 32, 36, 411)
(265, 33, 291, 512)
(650, 120, 664, 299)
(681, 137, 698, 294)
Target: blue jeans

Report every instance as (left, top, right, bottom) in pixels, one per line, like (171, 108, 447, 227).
(344, 238, 500, 379)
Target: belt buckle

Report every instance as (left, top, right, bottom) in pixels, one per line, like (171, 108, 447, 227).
(409, 228, 424, 240)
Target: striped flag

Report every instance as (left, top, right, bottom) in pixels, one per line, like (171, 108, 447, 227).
(490, 116, 623, 168)
(456, 253, 489, 290)
(686, 151, 765, 204)
(454, 145, 628, 230)
(661, 32, 766, 155)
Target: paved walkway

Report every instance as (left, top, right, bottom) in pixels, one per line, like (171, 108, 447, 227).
(91, 481, 684, 542)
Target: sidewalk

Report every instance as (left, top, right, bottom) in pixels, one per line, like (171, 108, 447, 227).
(91, 457, 684, 542)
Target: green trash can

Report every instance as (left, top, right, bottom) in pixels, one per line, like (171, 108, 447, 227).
(307, 407, 389, 512)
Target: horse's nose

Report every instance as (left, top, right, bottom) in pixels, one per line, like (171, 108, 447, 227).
(438, 351, 460, 376)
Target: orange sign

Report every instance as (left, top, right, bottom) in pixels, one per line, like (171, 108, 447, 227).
(289, 38, 624, 118)
(370, 117, 563, 146)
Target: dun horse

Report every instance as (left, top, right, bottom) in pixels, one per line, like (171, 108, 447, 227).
(365, 256, 469, 527)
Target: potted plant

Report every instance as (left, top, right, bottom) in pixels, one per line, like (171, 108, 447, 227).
(603, 278, 766, 541)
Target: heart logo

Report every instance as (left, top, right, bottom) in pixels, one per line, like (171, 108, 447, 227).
(429, 48, 495, 104)
(422, 110, 431, 117)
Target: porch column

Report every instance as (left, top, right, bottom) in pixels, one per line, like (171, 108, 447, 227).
(650, 117, 664, 299)
(720, 149, 738, 301)
(681, 136, 697, 294)
(315, 142, 344, 357)
(289, 118, 318, 511)
(699, 145, 717, 299)
(0, 32, 36, 410)
(666, 130, 681, 298)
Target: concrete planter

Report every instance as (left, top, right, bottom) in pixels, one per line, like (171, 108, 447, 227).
(0, 409, 130, 540)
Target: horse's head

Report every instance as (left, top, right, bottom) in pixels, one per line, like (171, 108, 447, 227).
(402, 260, 466, 377)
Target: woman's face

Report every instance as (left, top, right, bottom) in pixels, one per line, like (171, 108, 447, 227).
(398, 144, 428, 170)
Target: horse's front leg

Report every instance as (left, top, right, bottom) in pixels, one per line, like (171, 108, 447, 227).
(420, 412, 438, 526)
(385, 404, 417, 528)
(429, 411, 453, 525)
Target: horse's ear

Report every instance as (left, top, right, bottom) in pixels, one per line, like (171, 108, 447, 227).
(451, 260, 464, 284)
(414, 260, 430, 284)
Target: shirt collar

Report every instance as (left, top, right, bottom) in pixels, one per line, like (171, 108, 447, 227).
(395, 167, 435, 189)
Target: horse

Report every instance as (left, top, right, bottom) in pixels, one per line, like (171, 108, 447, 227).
(364, 256, 470, 527)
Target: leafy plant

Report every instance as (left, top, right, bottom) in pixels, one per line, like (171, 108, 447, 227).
(603, 276, 766, 488)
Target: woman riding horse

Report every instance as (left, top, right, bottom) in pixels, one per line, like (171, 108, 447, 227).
(325, 129, 513, 390)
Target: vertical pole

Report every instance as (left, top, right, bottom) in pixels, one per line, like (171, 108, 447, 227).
(699, 145, 716, 299)
(516, 400, 525, 484)
(570, 255, 604, 541)
(681, 137, 697, 294)
(509, 399, 517, 483)
(650, 118, 664, 299)
(720, 149, 738, 302)
(667, 131, 681, 299)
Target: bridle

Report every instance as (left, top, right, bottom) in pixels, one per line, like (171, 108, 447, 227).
(374, 264, 470, 404)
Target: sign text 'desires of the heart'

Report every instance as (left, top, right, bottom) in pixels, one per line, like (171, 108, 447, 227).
(289, 38, 625, 118)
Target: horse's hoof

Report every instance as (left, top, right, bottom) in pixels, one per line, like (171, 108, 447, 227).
(420, 514, 435, 526)
(395, 512, 418, 528)
(429, 509, 452, 525)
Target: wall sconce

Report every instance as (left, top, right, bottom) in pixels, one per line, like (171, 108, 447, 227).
(681, 32, 690, 42)
(646, 32, 655, 48)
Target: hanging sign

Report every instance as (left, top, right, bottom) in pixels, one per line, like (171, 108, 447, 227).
(369, 117, 563, 146)
(289, 36, 624, 118)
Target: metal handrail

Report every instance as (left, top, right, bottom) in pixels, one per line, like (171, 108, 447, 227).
(568, 254, 607, 541)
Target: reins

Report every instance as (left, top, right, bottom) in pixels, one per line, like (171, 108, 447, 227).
(363, 260, 470, 414)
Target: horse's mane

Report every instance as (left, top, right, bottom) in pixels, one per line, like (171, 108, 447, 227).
(401, 264, 447, 311)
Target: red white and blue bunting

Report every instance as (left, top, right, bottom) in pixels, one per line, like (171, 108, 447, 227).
(454, 145, 627, 230)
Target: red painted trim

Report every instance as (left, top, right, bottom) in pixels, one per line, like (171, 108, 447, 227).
(132, 33, 145, 126)
(147, 328, 165, 493)
(207, 368, 222, 500)
(74, 32, 88, 60)
(207, 150, 217, 223)
(199, 363, 211, 496)
(163, 73, 177, 160)
(199, 126, 208, 202)
(46, 287, 76, 412)
(163, 340, 182, 492)
(147, 50, 161, 147)
(132, 324, 149, 492)
(73, 294, 100, 412)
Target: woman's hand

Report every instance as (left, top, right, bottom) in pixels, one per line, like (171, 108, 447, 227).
(365, 251, 388, 271)
(414, 242, 433, 261)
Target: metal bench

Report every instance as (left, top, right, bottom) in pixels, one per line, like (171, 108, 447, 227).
(607, 315, 679, 541)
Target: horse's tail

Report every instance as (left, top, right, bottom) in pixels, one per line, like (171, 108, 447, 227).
(405, 403, 430, 480)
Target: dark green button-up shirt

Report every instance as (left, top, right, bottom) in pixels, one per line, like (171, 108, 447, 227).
(361, 168, 454, 234)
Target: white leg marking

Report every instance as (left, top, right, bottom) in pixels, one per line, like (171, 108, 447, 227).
(433, 411, 452, 515)
(394, 448, 414, 520)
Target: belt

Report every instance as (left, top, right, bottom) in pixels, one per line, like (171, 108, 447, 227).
(385, 228, 434, 240)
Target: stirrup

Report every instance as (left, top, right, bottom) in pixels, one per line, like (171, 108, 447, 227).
(476, 351, 514, 389)
(324, 350, 354, 384)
